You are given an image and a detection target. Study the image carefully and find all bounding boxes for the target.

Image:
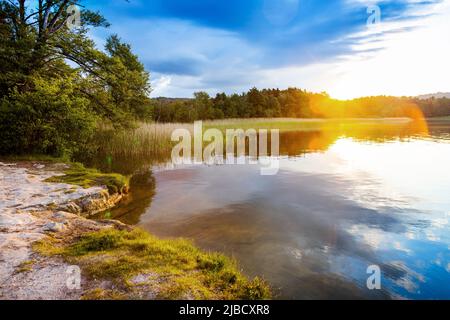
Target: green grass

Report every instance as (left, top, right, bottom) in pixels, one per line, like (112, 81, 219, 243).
(204, 117, 412, 132)
(34, 228, 271, 300)
(45, 162, 130, 195)
(427, 116, 450, 120)
(93, 122, 190, 158)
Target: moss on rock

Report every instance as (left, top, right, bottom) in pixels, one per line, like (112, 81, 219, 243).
(45, 163, 129, 195)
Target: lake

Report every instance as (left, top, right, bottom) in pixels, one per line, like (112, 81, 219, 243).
(90, 119, 450, 299)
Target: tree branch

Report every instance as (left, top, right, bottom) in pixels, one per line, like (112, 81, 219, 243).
(46, 0, 70, 33)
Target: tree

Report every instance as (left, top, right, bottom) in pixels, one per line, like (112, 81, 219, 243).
(247, 87, 266, 117)
(0, 72, 97, 156)
(194, 92, 214, 120)
(103, 35, 151, 120)
(0, 1, 152, 156)
(0, 0, 109, 95)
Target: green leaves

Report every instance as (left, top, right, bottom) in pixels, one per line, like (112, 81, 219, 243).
(0, 73, 97, 156)
(0, 1, 152, 157)
(81, 9, 110, 28)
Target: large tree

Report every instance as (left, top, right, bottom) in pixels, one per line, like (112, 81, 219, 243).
(0, 1, 108, 91)
(0, 1, 150, 118)
(0, 0, 151, 156)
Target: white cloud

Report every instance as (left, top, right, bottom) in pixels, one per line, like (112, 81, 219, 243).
(245, 0, 450, 99)
(151, 75, 172, 97)
(324, 0, 450, 98)
(106, 18, 262, 97)
(94, 1, 450, 98)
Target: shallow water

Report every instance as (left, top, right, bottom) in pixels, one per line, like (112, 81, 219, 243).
(93, 119, 450, 299)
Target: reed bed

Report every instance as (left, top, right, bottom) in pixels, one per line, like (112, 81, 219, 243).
(82, 118, 420, 174)
(82, 122, 193, 174)
(93, 122, 191, 156)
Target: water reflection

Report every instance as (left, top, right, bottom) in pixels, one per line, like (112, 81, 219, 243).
(92, 170, 156, 225)
(92, 119, 450, 299)
(80, 119, 429, 175)
(279, 118, 429, 156)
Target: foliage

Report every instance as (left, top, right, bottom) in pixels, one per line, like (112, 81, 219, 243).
(0, 73, 97, 156)
(0, 0, 151, 157)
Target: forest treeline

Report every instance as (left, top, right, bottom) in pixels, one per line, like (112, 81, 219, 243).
(150, 89, 450, 123)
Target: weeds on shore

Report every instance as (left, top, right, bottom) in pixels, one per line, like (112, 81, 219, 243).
(34, 228, 271, 300)
(77, 122, 192, 174)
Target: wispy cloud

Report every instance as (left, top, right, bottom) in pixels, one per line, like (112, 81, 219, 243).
(87, 0, 447, 97)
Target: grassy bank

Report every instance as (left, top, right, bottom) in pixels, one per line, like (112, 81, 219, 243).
(34, 228, 271, 300)
(93, 122, 191, 157)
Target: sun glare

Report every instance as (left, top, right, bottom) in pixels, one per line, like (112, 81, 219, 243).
(326, 1, 450, 100)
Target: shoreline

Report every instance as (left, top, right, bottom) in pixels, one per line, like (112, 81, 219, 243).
(0, 161, 130, 299)
(0, 161, 270, 300)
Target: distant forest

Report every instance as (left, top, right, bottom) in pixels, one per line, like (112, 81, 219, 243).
(150, 88, 450, 123)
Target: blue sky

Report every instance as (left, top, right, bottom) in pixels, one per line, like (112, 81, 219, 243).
(86, 0, 450, 98)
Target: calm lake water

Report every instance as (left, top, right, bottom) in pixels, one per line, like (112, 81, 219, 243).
(91, 119, 450, 299)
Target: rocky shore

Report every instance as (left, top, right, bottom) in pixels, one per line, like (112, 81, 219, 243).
(0, 161, 270, 300)
(0, 161, 127, 300)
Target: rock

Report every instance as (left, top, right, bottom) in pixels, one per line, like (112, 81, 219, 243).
(52, 211, 76, 225)
(0, 162, 16, 167)
(76, 191, 123, 217)
(0, 162, 128, 300)
(53, 211, 74, 219)
(130, 273, 158, 285)
(43, 222, 65, 233)
(57, 202, 82, 215)
(97, 219, 132, 231)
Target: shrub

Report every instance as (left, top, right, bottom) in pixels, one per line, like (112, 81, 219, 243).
(0, 74, 97, 157)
